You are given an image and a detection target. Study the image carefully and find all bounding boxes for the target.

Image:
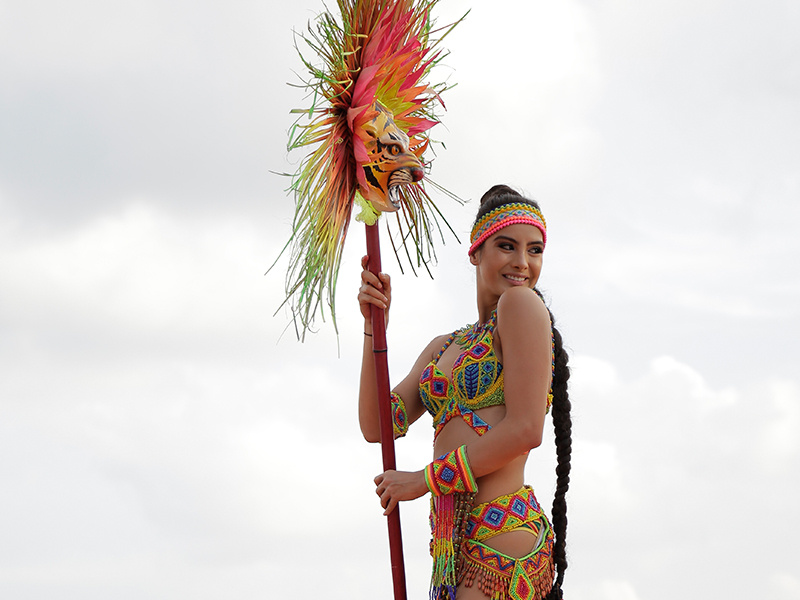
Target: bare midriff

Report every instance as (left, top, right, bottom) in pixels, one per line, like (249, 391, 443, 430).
(433, 404, 540, 560)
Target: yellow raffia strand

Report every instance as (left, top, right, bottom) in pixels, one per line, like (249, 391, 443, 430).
(354, 192, 380, 225)
(271, 0, 467, 339)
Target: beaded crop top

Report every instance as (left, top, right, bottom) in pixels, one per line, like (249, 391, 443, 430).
(419, 310, 554, 440)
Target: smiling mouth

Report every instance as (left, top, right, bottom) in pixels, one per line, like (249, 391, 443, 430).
(504, 274, 528, 284)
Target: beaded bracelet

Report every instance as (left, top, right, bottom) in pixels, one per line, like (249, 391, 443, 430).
(424, 445, 477, 496)
(390, 392, 409, 438)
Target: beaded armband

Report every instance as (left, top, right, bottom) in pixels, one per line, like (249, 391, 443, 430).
(390, 392, 409, 438)
(425, 445, 477, 496)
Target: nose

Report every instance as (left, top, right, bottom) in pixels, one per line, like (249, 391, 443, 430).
(409, 166, 424, 182)
(511, 249, 527, 269)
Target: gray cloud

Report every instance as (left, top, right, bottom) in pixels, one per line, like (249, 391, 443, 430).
(1, 0, 799, 599)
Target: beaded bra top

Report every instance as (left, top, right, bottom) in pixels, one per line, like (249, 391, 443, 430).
(419, 310, 554, 440)
(419, 311, 504, 439)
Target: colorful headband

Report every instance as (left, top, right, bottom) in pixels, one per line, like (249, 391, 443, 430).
(468, 202, 547, 256)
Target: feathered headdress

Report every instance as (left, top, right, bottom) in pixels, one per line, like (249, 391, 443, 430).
(276, 0, 464, 338)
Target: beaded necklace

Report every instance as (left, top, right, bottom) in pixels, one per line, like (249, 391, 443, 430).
(448, 303, 556, 411)
(455, 312, 496, 349)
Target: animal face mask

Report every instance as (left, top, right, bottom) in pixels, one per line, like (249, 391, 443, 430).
(358, 101, 424, 212)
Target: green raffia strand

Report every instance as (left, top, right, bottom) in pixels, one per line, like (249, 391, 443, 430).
(355, 192, 380, 225)
(272, 0, 467, 339)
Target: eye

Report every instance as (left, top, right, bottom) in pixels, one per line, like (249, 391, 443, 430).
(529, 246, 544, 255)
(389, 144, 401, 156)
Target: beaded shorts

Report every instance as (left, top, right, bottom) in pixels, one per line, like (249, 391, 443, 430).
(460, 486, 555, 600)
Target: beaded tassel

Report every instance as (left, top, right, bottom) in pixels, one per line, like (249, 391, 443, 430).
(430, 494, 455, 600)
(430, 492, 476, 600)
(459, 546, 556, 600)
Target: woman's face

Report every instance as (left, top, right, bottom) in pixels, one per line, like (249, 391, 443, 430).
(470, 222, 544, 300)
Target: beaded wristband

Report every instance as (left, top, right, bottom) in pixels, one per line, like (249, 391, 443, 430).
(425, 445, 477, 496)
(390, 392, 409, 438)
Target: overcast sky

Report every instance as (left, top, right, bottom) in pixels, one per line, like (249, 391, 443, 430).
(1, 1, 799, 599)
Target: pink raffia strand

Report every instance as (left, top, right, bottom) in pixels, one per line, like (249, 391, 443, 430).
(277, 0, 466, 339)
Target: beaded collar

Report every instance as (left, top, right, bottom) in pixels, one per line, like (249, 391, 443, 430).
(455, 311, 497, 349)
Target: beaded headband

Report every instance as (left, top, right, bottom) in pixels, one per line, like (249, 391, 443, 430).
(468, 202, 547, 256)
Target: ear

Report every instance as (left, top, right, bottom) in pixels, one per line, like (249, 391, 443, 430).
(469, 250, 480, 266)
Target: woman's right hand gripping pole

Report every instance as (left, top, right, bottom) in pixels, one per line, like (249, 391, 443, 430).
(357, 254, 391, 331)
(358, 255, 391, 442)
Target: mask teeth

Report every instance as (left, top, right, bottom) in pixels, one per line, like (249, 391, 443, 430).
(388, 168, 413, 209)
(388, 184, 401, 209)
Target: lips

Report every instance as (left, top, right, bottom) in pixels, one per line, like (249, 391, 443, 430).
(503, 274, 528, 285)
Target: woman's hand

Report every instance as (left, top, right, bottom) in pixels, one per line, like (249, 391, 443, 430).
(358, 255, 391, 327)
(374, 469, 428, 515)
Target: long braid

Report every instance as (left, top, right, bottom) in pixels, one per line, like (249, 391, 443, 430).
(547, 317, 571, 595)
(475, 185, 573, 598)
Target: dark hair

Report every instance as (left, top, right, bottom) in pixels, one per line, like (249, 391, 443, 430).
(474, 184, 542, 222)
(543, 311, 571, 598)
(477, 184, 572, 598)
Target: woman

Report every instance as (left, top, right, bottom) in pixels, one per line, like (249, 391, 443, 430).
(358, 185, 572, 600)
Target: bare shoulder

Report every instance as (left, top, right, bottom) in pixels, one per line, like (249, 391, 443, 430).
(495, 288, 550, 369)
(496, 287, 549, 330)
(396, 334, 449, 397)
(421, 332, 452, 361)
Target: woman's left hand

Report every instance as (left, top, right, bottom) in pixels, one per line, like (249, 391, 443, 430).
(374, 469, 428, 515)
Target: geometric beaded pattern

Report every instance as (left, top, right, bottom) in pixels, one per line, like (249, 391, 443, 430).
(453, 339, 503, 405)
(420, 303, 556, 439)
(466, 486, 544, 542)
(433, 403, 492, 441)
(425, 445, 477, 496)
(460, 513, 555, 600)
(468, 203, 547, 257)
(452, 310, 502, 409)
(419, 359, 453, 419)
(390, 392, 409, 438)
(459, 409, 491, 437)
(419, 310, 505, 442)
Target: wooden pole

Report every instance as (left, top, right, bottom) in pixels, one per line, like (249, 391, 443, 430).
(365, 222, 408, 600)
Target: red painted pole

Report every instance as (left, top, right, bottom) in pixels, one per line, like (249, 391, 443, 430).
(365, 222, 408, 600)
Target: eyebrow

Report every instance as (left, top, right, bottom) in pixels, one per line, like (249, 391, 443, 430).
(494, 235, 544, 246)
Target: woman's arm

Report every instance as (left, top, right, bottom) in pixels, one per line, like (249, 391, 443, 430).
(357, 254, 390, 442)
(374, 286, 551, 514)
(461, 286, 552, 476)
(357, 255, 437, 443)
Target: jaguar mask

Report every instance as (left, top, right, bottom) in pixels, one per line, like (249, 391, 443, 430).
(358, 101, 424, 213)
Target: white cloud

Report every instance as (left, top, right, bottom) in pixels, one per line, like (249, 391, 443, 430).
(1, 0, 799, 598)
(0, 201, 283, 352)
(594, 580, 642, 600)
(757, 380, 800, 463)
(771, 573, 800, 600)
(564, 352, 798, 598)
